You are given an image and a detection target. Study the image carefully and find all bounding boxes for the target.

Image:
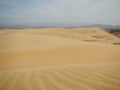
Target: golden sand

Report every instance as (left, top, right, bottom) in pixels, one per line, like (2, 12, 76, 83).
(0, 28, 120, 90)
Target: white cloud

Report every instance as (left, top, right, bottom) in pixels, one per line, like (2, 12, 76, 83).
(0, 0, 120, 25)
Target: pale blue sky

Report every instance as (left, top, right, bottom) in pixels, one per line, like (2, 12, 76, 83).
(0, 0, 120, 26)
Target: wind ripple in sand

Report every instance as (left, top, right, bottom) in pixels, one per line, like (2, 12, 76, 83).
(0, 64, 120, 90)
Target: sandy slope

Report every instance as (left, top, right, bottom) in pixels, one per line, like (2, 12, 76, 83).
(0, 28, 120, 90)
(0, 28, 120, 69)
(25, 28, 120, 44)
(0, 64, 120, 90)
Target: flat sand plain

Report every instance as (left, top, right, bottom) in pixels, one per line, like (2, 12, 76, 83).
(0, 28, 120, 90)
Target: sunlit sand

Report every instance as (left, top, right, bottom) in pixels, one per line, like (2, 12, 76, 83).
(0, 28, 120, 90)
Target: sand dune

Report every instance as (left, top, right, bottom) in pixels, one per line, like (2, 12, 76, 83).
(0, 28, 120, 90)
(0, 64, 120, 90)
(1, 28, 120, 45)
(0, 28, 120, 69)
(26, 28, 120, 44)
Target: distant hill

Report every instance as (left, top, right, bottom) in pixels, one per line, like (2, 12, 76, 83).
(81, 24, 120, 29)
(0, 23, 120, 29)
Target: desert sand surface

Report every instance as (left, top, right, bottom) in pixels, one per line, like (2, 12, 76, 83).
(0, 28, 120, 90)
(0, 64, 120, 90)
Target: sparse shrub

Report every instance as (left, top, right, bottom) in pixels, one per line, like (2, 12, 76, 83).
(109, 28, 120, 33)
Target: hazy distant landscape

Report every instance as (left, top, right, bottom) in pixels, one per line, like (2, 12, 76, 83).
(0, 24, 120, 29)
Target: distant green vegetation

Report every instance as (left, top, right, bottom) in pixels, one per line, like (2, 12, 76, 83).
(108, 28, 120, 33)
(104, 27, 120, 38)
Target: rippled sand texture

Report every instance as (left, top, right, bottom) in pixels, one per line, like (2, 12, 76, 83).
(0, 64, 120, 90)
(0, 28, 120, 90)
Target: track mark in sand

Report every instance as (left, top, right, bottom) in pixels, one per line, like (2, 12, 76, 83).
(75, 66, 120, 80)
(45, 73, 69, 90)
(20, 71, 32, 90)
(47, 68, 91, 90)
(37, 70, 65, 90)
(0, 64, 120, 90)
(87, 64, 120, 73)
(71, 66, 120, 80)
(71, 64, 120, 80)
(28, 70, 44, 90)
(66, 67, 120, 87)
(92, 68, 120, 80)
(74, 65, 120, 82)
(6, 71, 21, 90)
(0, 72, 16, 90)
(0, 72, 9, 82)
(51, 67, 120, 90)
(95, 65, 120, 75)
(9, 70, 29, 90)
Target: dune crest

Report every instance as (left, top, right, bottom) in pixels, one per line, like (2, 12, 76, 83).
(0, 28, 120, 90)
(0, 28, 120, 69)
